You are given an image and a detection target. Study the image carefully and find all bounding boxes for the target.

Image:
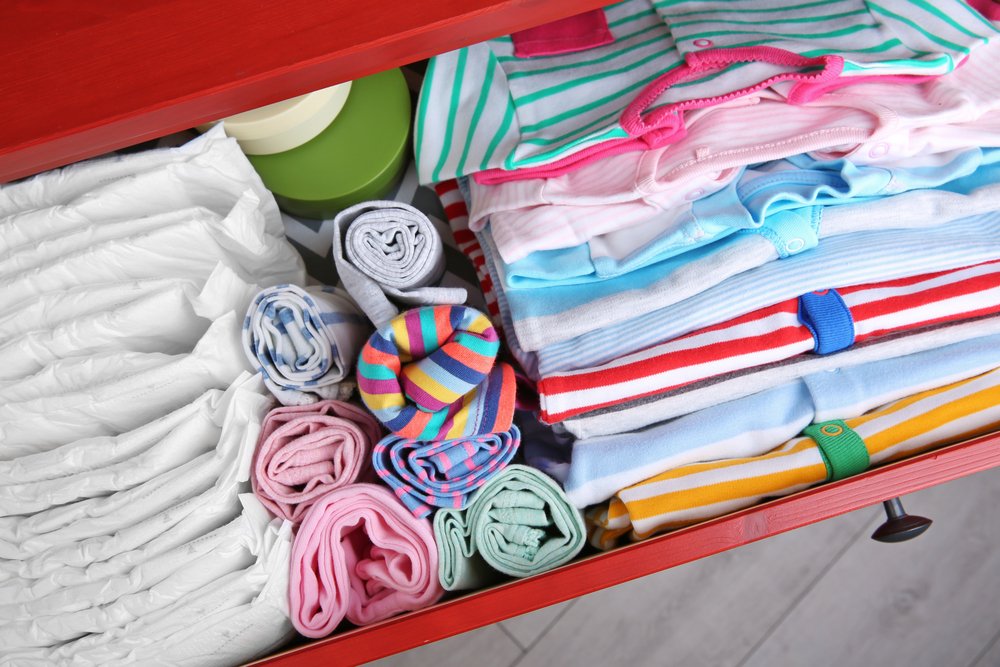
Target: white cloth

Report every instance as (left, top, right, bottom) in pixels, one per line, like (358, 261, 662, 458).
(0, 313, 250, 460)
(0, 193, 304, 313)
(0, 263, 257, 382)
(0, 497, 294, 667)
(332, 200, 468, 328)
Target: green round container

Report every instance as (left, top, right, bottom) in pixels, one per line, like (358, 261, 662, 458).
(248, 68, 411, 219)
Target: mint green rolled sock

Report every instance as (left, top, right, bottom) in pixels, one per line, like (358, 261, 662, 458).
(433, 464, 585, 591)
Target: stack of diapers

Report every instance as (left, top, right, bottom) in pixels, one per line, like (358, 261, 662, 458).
(242, 283, 370, 406)
(0, 127, 306, 664)
(332, 200, 468, 328)
(288, 483, 443, 638)
(434, 464, 585, 591)
(251, 400, 384, 524)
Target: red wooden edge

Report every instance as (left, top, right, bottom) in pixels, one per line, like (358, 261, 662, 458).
(249, 431, 1000, 666)
(0, 0, 608, 183)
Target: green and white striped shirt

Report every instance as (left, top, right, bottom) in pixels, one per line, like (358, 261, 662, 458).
(416, 0, 998, 183)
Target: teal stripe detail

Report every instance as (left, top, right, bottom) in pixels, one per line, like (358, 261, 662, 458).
(413, 56, 437, 175)
(799, 37, 905, 57)
(907, 0, 993, 43)
(506, 26, 668, 79)
(680, 22, 876, 43)
(430, 48, 468, 183)
(357, 359, 397, 381)
(419, 308, 439, 355)
(867, 1, 972, 54)
(455, 53, 496, 177)
(521, 92, 643, 142)
(419, 408, 450, 439)
(480, 101, 516, 171)
(669, 8, 869, 29)
(660, 0, 842, 19)
(453, 331, 500, 357)
(955, 0, 1000, 34)
(516, 126, 628, 166)
(607, 7, 655, 28)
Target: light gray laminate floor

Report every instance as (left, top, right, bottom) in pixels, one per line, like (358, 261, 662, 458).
(367, 469, 1000, 667)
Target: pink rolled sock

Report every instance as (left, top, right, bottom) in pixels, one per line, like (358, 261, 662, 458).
(289, 483, 444, 637)
(252, 400, 383, 524)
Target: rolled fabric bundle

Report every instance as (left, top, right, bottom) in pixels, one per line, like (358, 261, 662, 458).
(252, 400, 383, 524)
(289, 483, 442, 638)
(589, 365, 1000, 549)
(358, 305, 516, 440)
(242, 284, 370, 406)
(433, 464, 585, 591)
(372, 425, 521, 518)
(332, 201, 468, 328)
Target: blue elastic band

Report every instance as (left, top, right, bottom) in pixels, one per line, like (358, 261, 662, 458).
(798, 288, 855, 355)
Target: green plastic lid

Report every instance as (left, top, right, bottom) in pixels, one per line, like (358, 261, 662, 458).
(249, 68, 411, 219)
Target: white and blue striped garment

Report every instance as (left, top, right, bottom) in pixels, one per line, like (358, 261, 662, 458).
(242, 284, 370, 406)
(521, 209, 1000, 375)
(562, 332, 1000, 508)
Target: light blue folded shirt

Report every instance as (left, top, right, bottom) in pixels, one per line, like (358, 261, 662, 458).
(563, 333, 1000, 508)
(502, 146, 1000, 288)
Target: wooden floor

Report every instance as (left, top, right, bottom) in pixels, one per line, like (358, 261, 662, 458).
(367, 469, 1000, 667)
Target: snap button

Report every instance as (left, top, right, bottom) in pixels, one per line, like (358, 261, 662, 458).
(693, 38, 713, 47)
(685, 188, 705, 200)
(820, 424, 844, 437)
(785, 238, 805, 253)
(868, 142, 889, 159)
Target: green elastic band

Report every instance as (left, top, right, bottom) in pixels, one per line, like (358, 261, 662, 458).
(802, 419, 870, 482)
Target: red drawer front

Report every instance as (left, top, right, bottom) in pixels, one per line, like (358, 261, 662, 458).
(0, 0, 609, 184)
(250, 431, 1000, 667)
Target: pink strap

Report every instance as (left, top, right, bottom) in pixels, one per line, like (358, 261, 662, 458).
(511, 9, 613, 58)
(622, 47, 845, 141)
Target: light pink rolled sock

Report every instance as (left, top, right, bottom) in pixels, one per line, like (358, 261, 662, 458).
(252, 400, 383, 524)
(289, 483, 444, 637)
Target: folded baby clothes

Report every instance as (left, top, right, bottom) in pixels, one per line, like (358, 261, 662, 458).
(464, 37, 1000, 248)
(417, 0, 998, 183)
(289, 483, 443, 638)
(332, 200, 468, 328)
(242, 284, 369, 406)
(564, 333, 1000, 509)
(372, 425, 521, 518)
(517, 208, 1000, 371)
(538, 259, 1000, 424)
(434, 464, 585, 591)
(0, 192, 305, 313)
(251, 399, 383, 524)
(563, 313, 1000, 439)
(590, 365, 1000, 549)
(358, 305, 516, 440)
(0, 313, 250, 460)
(493, 147, 1000, 289)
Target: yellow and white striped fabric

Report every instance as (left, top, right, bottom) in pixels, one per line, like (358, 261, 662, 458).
(589, 366, 1000, 549)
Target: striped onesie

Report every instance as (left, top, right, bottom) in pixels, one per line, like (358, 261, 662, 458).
(416, 0, 998, 183)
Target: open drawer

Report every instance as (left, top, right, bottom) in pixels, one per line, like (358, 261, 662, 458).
(4, 2, 1000, 666)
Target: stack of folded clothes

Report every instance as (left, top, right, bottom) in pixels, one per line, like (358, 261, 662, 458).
(417, 1, 1000, 548)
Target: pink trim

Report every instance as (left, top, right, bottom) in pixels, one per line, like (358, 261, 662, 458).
(968, 0, 1000, 21)
(476, 47, 846, 184)
(511, 9, 613, 58)
(788, 72, 938, 103)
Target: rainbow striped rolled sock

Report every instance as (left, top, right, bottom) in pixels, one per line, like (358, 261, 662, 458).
(358, 305, 516, 440)
(372, 426, 521, 518)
